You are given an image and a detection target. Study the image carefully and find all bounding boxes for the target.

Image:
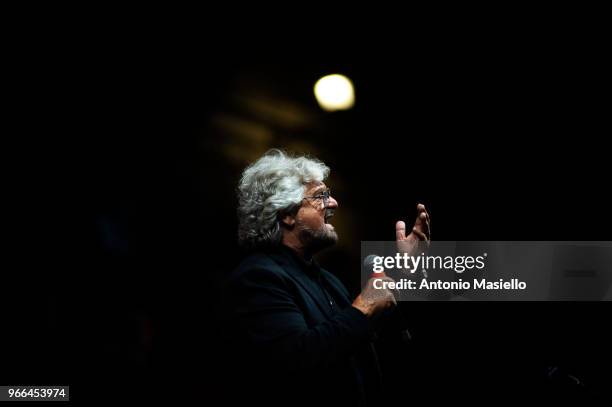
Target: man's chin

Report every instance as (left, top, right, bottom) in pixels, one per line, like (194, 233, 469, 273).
(319, 228, 338, 247)
(320, 223, 338, 240)
(298, 225, 338, 252)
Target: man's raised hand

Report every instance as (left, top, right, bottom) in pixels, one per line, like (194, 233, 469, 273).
(396, 203, 431, 255)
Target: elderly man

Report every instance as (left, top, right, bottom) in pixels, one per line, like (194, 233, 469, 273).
(222, 149, 430, 406)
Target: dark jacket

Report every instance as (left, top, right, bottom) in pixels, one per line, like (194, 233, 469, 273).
(221, 246, 385, 406)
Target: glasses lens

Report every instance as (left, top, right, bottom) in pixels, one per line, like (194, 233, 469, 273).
(323, 190, 331, 207)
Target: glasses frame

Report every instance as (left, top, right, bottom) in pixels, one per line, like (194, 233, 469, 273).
(302, 189, 332, 209)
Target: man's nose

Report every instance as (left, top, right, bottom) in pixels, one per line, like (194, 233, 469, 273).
(327, 196, 339, 209)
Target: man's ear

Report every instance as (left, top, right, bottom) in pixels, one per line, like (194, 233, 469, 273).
(280, 213, 296, 228)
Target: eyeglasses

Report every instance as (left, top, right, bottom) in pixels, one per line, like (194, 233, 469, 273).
(302, 189, 332, 208)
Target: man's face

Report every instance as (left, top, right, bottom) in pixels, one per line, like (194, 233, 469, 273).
(294, 182, 339, 252)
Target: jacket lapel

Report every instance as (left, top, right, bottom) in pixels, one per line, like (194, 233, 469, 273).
(267, 250, 333, 319)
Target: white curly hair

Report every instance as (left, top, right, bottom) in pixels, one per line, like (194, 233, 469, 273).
(237, 149, 330, 250)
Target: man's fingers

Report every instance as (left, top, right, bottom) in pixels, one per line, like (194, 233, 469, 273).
(417, 203, 430, 222)
(416, 203, 431, 240)
(412, 227, 428, 241)
(398, 204, 432, 243)
(414, 212, 428, 234)
(395, 220, 407, 240)
(366, 276, 398, 307)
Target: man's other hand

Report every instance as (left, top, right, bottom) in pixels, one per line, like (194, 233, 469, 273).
(352, 276, 397, 318)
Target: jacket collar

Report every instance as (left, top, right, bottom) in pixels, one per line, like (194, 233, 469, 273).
(266, 245, 332, 318)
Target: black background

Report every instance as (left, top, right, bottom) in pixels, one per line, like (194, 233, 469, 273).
(5, 29, 611, 403)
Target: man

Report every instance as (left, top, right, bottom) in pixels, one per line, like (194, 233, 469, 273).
(221, 149, 430, 406)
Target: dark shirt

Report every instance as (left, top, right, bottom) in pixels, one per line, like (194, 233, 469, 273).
(221, 245, 384, 406)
